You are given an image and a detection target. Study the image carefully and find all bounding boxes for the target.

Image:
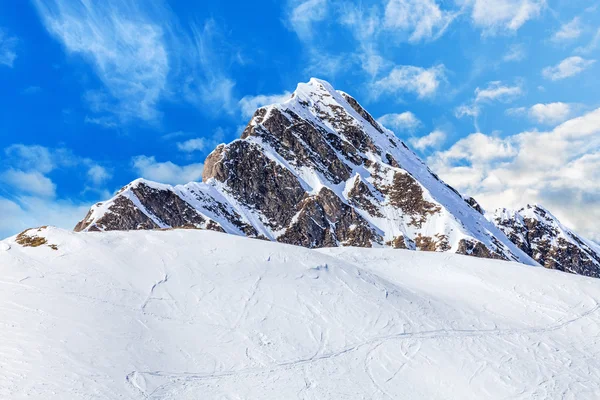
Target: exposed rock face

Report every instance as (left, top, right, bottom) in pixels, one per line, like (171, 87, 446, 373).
(465, 197, 484, 214)
(491, 205, 600, 277)
(278, 188, 381, 248)
(75, 78, 535, 266)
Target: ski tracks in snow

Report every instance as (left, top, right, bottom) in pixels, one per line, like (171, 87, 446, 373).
(127, 300, 600, 397)
(141, 274, 169, 312)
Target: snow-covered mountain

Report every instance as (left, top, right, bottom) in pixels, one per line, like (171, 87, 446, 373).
(491, 204, 600, 278)
(2, 227, 600, 399)
(75, 78, 533, 264)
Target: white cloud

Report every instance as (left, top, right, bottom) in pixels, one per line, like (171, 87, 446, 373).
(84, 116, 118, 129)
(182, 20, 238, 115)
(466, 0, 546, 33)
(0, 28, 17, 67)
(1, 170, 57, 198)
(455, 104, 481, 119)
(176, 138, 207, 153)
(0, 144, 111, 239)
(505, 106, 527, 117)
(576, 28, 600, 55)
(33, 2, 237, 123)
(161, 130, 187, 140)
(5, 144, 57, 174)
(529, 102, 572, 124)
(551, 17, 582, 43)
(87, 165, 111, 185)
(542, 56, 596, 80)
(429, 108, 600, 242)
(372, 64, 446, 99)
(503, 44, 526, 62)
(457, 81, 522, 131)
(358, 48, 390, 77)
(33, 0, 169, 123)
(131, 155, 204, 185)
(377, 112, 422, 132)
(506, 101, 575, 125)
(475, 81, 523, 103)
(288, 0, 328, 40)
(0, 196, 90, 240)
(3, 144, 110, 190)
(409, 130, 446, 151)
(383, 0, 456, 42)
(239, 92, 292, 119)
(339, 5, 380, 41)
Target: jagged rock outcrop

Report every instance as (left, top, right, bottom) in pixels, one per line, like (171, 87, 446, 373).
(491, 205, 600, 278)
(75, 78, 535, 265)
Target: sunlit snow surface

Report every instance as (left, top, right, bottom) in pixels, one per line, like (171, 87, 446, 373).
(1, 227, 599, 399)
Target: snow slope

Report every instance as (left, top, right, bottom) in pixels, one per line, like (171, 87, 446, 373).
(1, 227, 599, 399)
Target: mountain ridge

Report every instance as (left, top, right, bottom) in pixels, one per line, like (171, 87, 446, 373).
(73, 78, 599, 277)
(490, 204, 600, 277)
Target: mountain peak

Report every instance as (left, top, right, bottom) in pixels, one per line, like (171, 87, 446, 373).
(76, 79, 550, 268)
(491, 205, 600, 277)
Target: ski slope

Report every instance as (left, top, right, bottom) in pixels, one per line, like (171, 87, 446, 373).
(1, 227, 599, 399)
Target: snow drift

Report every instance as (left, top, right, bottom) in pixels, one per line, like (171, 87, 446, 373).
(1, 227, 599, 399)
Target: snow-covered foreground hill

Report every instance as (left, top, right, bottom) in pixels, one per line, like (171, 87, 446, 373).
(1, 228, 600, 399)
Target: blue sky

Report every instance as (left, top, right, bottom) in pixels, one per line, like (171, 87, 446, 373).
(1, 0, 599, 241)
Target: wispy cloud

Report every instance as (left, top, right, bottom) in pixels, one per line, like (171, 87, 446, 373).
(84, 116, 118, 129)
(0, 28, 17, 67)
(503, 44, 526, 62)
(131, 155, 204, 185)
(176, 138, 208, 153)
(0, 144, 112, 238)
(409, 129, 446, 151)
(466, 0, 546, 33)
(456, 80, 523, 131)
(86, 165, 112, 185)
(0, 196, 91, 239)
(288, 0, 328, 40)
(32, 1, 238, 124)
(239, 92, 292, 119)
(1, 170, 57, 198)
(182, 20, 238, 115)
(542, 56, 596, 80)
(551, 17, 582, 43)
(372, 64, 446, 99)
(506, 102, 573, 125)
(383, 0, 457, 42)
(475, 81, 523, 103)
(3, 144, 110, 189)
(33, 0, 169, 123)
(576, 28, 600, 55)
(377, 112, 422, 133)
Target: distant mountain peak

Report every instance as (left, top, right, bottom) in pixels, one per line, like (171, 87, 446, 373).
(490, 204, 600, 277)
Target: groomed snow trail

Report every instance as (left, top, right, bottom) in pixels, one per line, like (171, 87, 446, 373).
(1, 228, 599, 399)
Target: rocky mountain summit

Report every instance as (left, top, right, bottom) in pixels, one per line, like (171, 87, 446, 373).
(74, 78, 599, 277)
(491, 205, 600, 278)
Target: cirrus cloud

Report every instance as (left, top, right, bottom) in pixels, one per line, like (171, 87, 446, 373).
(0, 28, 17, 67)
(542, 56, 596, 80)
